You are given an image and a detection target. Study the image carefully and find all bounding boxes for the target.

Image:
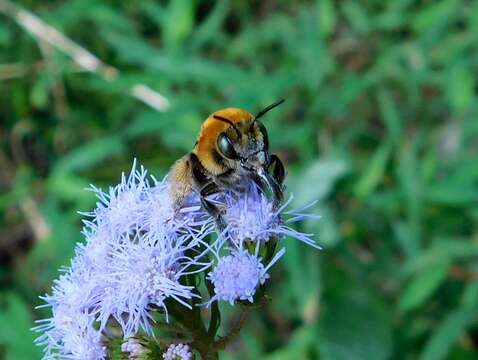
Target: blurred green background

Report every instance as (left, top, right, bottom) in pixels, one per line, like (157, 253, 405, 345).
(1, 0, 478, 359)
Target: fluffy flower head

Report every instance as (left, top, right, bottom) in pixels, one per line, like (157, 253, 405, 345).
(163, 343, 193, 360)
(207, 248, 285, 305)
(122, 338, 145, 358)
(222, 182, 321, 249)
(35, 160, 321, 358)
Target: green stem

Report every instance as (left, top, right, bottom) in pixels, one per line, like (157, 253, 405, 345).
(168, 302, 218, 360)
(214, 305, 251, 351)
(206, 279, 221, 337)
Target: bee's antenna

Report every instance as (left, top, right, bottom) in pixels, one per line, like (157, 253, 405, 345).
(254, 98, 285, 122)
(213, 115, 242, 138)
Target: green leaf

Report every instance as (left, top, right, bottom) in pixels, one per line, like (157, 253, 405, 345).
(318, 288, 392, 360)
(420, 306, 478, 360)
(354, 143, 391, 199)
(0, 22, 12, 45)
(30, 77, 49, 109)
(162, 0, 195, 50)
(399, 261, 450, 312)
(447, 65, 475, 113)
(377, 89, 402, 143)
(47, 174, 92, 205)
(316, 0, 336, 37)
(315, 205, 340, 247)
(400, 238, 478, 277)
(292, 159, 349, 206)
(461, 281, 478, 308)
(341, 1, 371, 34)
(53, 135, 125, 174)
(426, 184, 478, 205)
(412, 0, 459, 33)
(264, 327, 317, 360)
(0, 292, 42, 359)
(392, 221, 421, 258)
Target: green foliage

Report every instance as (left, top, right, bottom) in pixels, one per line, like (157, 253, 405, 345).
(1, 0, 478, 359)
(0, 293, 42, 359)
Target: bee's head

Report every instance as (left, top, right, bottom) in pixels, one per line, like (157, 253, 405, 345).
(215, 116, 270, 172)
(212, 99, 285, 199)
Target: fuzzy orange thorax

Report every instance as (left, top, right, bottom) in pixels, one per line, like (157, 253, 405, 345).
(194, 108, 253, 175)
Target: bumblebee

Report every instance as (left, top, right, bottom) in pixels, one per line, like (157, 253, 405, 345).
(169, 99, 286, 229)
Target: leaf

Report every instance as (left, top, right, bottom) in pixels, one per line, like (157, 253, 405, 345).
(399, 260, 450, 312)
(377, 88, 402, 143)
(0, 22, 12, 45)
(412, 0, 459, 33)
(447, 65, 475, 113)
(316, 0, 336, 37)
(461, 281, 478, 308)
(30, 76, 49, 109)
(420, 306, 478, 360)
(392, 221, 422, 258)
(0, 292, 42, 359)
(162, 0, 195, 50)
(282, 240, 307, 306)
(425, 184, 478, 205)
(190, 0, 230, 48)
(396, 139, 423, 248)
(292, 159, 349, 206)
(354, 143, 391, 199)
(400, 238, 478, 277)
(47, 174, 93, 205)
(341, 1, 371, 34)
(314, 205, 340, 248)
(53, 135, 125, 174)
(318, 287, 393, 360)
(264, 327, 317, 360)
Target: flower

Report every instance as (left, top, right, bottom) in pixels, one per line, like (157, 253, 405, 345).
(83, 162, 214, 336)
(204, 182, 320, 306)
(35, 161, 214, 358)
(162, 343, 193, 360)
(33, 255, 106, 359)
(86, 162, 150, 239)
(34, 160, 321, 358)
(96, 229, 210, 336)
(207, 248, 285, 305)
(221, 182, 321, 249)
(122, 338, 145, 358)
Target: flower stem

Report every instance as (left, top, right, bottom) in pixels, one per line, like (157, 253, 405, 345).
(168, 302, 218, 359)
(214, 305, 251, 350)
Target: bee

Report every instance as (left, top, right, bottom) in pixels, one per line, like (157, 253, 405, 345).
(168, 99, 286, 229)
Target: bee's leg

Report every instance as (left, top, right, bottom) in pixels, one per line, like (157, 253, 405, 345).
(269, 154, 286, 186)
(199, 182, 226, 232)
(189, 153, 226, 231)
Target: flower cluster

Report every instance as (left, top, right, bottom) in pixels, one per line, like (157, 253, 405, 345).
(205, 182, 320, 306)
(34, 161, 320, 359)
(121, 338, 145, 358)
(163, 343, 193, 360)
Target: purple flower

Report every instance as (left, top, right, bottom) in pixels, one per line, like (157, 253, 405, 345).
(221, 182, 321, 249)
(83, 162, 213, 336)
(95, 229, 210, 336)
(85, 162, 150, 239)
(33, 255, 106, 359)
(34, 160, 321, 358)
(163, 343, 193, 360)
(204, 182, 320, 306)
(207, 248, 285, 306)
(35, 162, 214, 358)
(121, 338, 145, 358)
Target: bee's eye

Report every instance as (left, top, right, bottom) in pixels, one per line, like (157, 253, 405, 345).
(217, 133, 239, 160)
(257, 121, 269, 150)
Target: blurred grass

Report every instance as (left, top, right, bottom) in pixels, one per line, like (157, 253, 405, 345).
(1, 0, 478, 359)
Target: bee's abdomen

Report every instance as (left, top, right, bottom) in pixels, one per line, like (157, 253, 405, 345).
(168, 155, 194, 209)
